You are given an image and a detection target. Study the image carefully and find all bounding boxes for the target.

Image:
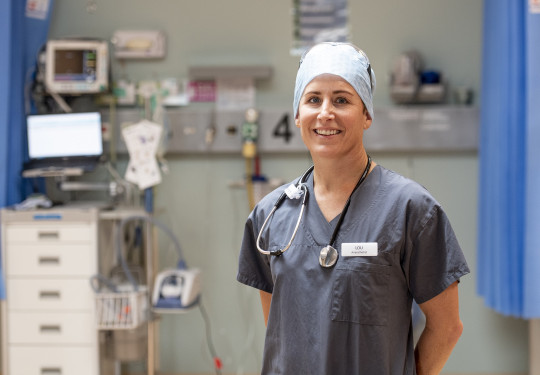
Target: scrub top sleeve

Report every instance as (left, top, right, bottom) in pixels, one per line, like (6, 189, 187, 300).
(237, 213, 274, 294)
(407, 205, 470, 304)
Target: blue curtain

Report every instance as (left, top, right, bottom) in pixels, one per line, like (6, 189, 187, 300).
(523, 3, 540, 317)
(0, 0, 54, 299)
(0, 1, 22, 210)
(478, 0, 540, 318)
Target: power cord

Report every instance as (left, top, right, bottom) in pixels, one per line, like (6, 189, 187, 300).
(198, 301, 223, 375)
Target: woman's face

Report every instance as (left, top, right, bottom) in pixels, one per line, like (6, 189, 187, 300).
(295, 74, 372, 161)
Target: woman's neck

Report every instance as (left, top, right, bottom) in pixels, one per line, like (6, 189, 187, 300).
(312, 152, 372, 193)
(311, 152, 375, 222)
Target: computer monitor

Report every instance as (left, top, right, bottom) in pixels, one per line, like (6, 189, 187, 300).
(27, 112, 103, 160)
(23, 112, 103, 178)
(45, 39, 109, 94)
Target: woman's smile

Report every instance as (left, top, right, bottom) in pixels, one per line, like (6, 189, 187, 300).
(314, 128, 341, 136)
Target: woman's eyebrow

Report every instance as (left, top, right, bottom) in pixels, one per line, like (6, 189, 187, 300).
(303, 89, 355, 96)
(332, 90, 355, 96)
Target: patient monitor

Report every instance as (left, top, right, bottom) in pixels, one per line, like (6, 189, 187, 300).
(45, 39, 109, 94)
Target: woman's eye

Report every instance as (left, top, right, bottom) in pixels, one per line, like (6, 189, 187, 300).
(307, 97, 320, 104)
(335, 97, 348, 104)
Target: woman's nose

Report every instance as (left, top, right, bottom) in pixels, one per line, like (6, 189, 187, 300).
(317, 101, 335, 121)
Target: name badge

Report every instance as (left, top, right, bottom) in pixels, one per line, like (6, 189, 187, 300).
(341, 242, 378, 257)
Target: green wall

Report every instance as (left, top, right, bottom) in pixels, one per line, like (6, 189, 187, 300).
(48, 1, 529, 373)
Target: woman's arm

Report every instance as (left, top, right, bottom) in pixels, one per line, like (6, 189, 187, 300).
(415, 281, 464, 374)
(260, 290, 272, 326)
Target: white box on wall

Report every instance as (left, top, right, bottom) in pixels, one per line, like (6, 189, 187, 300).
(111, 30, 166, 59)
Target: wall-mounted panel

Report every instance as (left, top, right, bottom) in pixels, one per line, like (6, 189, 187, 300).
(366, 106, 479, 152)
(101, 106, 478, 155)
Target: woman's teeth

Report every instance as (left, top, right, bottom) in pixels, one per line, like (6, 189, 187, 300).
(315, 129, 340, 135)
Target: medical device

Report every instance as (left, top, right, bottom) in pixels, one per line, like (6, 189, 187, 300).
(115, 215, 201, 313)
(390, 50, 445, 104)
(256, 156, 372, 268)
(92, 215, 201, 329)
(45, 39, 109, 94)
(152, 267, 201, 311)
(389, 50, 422, 104)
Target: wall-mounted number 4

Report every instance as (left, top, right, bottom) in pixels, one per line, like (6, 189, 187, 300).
(273, 114, 293, 143)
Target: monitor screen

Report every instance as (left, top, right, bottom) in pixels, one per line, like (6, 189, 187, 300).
(27, 112, 103, 159)
(53, 49, 98, 83)
(45, 40, 109, 94)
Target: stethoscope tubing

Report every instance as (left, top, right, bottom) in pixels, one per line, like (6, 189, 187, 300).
(256, 166, 313, 256)
(255, 156, 371, 264)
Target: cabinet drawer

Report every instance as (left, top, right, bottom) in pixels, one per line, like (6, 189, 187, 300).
(7, 279, 94, 311)
(6, 245, 96, 276)
(8, 312, 96, 344)
(6, 224, 93, 244)
(9, 346, 98, 375)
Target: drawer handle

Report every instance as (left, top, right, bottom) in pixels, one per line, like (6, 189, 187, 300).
(39, 290, 61, 299)
(41, 367, 62, 375)
(38, 256, 60, 265)
(38, 231, 60, 240)
(40, 325, 61, 333)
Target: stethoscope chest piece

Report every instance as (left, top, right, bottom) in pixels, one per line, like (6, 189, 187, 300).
(319, 245, 338, 268)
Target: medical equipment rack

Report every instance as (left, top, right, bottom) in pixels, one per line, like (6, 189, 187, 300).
(97, 208, 158, 375)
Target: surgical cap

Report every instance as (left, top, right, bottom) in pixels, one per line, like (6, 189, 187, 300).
(293, 42, 376, 120)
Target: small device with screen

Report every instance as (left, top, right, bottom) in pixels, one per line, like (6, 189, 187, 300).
(45, 39, 109, 94)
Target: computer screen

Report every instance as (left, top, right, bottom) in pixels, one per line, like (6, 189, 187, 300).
(27, 112, 103, 159)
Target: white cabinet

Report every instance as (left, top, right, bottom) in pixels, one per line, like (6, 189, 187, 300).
(1, 208, 100, 375)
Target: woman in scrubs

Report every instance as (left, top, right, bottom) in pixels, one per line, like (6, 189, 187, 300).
(237, 42, 469, 375)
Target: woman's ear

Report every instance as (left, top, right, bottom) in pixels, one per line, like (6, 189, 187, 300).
(363, 111, 373, 130)
(295, 116, 301, 128)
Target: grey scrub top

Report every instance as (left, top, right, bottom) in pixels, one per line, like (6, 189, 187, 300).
(237, 165, 470, 375)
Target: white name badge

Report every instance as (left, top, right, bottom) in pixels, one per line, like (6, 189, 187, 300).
(341, 242, 378, 257)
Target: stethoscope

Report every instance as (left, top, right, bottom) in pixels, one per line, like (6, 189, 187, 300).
(256, 155, 372, 268)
